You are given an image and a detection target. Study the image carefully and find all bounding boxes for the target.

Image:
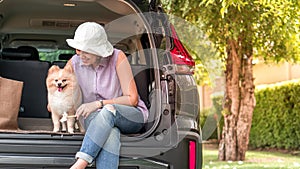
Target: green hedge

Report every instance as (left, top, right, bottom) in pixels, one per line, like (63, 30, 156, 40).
(200, 80, 300, 150)
(250, 80, 300, 149)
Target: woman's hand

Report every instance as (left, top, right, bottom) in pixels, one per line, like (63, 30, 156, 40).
(76, 101, 100, 119)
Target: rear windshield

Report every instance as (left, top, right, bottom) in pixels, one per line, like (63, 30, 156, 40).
(38, 49, 75, 62)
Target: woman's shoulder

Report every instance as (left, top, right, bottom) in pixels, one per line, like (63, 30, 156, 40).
(113, 48, 127, 60)
(108, 48, 122, 65)
(71, 54, 80, 63)
(112, 48, 122, 57)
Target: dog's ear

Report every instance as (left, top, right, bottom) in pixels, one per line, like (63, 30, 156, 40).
(64, 64, 74, 74)
(48, 65, 60, 74)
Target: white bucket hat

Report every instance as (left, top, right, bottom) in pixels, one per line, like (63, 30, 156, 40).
(66, 22, 114, 57)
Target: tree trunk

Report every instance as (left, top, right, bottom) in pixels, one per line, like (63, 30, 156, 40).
(218, 39, 256, 161)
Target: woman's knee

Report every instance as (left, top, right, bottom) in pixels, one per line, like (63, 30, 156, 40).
(103, 104, 117, 115)
(90, 104, 117, 128)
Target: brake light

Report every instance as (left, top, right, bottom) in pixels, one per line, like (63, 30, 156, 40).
(189, 140, 196, 169)
(170, 24, 195, 74)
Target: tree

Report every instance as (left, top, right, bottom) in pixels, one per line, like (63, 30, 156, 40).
(161, 0, 300, 161)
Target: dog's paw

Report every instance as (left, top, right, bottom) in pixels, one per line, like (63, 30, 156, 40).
(53, 128, 60, 132)
(68, 129, 74, 134)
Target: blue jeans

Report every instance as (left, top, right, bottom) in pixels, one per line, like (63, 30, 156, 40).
(75, 104, 144, 169)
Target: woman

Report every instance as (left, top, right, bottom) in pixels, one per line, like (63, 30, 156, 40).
(66, 22, 149, 169)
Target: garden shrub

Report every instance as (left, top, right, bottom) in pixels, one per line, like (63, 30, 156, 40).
(200, 79, 300, 150)
(200, 80, 300, 150)
(250, 79, 300, 150)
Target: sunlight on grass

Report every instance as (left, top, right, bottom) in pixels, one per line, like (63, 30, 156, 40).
(203, 148, 300, 169)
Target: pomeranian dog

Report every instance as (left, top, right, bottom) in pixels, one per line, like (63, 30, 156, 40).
(46, 64, 84, 133)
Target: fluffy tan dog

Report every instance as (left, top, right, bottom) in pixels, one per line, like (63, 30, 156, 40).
(46, 64, 84, 133)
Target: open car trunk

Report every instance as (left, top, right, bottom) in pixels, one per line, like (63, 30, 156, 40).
(0, 0, 160, 135)
(0, 0, 163, 159)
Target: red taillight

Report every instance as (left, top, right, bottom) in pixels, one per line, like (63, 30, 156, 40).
(170, 24, 195, 74)
(189, 140, 196, 169)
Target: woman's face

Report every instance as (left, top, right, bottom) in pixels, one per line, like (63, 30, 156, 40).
(76, 49, 100, 66)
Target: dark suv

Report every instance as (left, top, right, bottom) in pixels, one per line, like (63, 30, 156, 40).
(0, 0, 202, 168)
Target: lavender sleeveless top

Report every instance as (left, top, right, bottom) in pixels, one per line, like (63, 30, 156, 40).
(71, 49, 149, 123)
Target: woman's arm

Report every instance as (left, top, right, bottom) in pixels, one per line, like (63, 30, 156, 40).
(104, 51, 139, 107)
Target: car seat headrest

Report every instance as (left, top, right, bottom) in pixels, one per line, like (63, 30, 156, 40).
(1, 46, 39, 60)
(17, 46, 39, 60)
(58, 53, 73, 60)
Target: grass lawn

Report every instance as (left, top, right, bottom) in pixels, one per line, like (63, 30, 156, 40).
(203, 146, 300, 169)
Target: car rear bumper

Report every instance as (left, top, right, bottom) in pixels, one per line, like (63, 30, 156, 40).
(0, 130, 201, 169)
